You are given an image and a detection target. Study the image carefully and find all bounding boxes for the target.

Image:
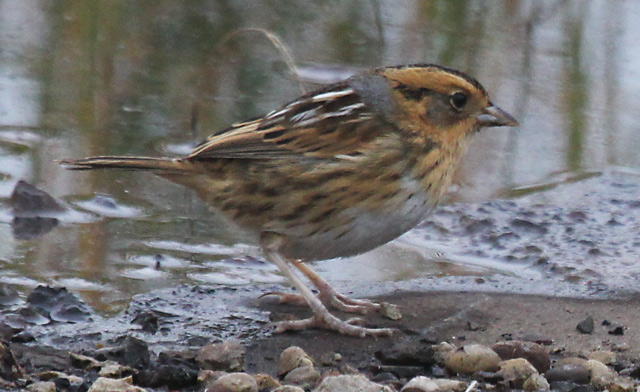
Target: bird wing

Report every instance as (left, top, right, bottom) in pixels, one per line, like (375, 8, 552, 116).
(186, 83, 391, 161)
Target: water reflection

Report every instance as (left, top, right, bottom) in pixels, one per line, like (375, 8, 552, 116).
(0, 0, 639, 312)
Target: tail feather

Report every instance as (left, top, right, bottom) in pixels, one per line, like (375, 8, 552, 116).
(59, 156, 184, 172)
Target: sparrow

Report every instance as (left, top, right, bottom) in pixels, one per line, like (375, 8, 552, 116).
(61, 64, 518, 337)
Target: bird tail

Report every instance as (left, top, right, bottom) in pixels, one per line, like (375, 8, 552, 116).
(59, 156, 186, 172)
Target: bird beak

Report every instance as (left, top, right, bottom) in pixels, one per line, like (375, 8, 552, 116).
(476, 105, 519, 127)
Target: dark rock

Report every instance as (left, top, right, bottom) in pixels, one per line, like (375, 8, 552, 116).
(53, 377, 71, 390)
(370, 364, 425, 379)
(135, 364, 198, 389)
(545, 364, 590, 384)
(12, 217, 59, 241)
(94, 336, 150, 369)
(158, 349, 199, 370)
(0, 286, 21, 307)
(9, 181, 65, 216)
(10, 331, 35, 343)
(0, 341, 25, 381)
(549, 381, 594, 392)
(18, 306, 50, 325)
(26, 286, 93, 323)
(374, 338, 435, 367)
(475, 371, 504, 383)
(491, 341, 550, 372)
(132, 311, 159, 333)
(10, 343, 69, 373)
(371, 372, 399, 384)
(510, 218, 548, 234)
(576, 317, 594, 334)
(608, 324, 625, 335)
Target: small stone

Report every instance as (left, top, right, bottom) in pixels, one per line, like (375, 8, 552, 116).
(432, 342, 456, 364)
(314, 375, 393, 392)
(206, 372, 258, 392)
(522, 374, 550, 391)
(320, 352, 343, 366)
(381, 302, 402, 320)
(283, 365, 321, 387)
(443, 344, 501, 375)
(196, 341, 245, 372)
(555, 357, 588, 367)
(98, 360, 135, 378)
(87, 376, 145, 392)
(254, 373, 280, 390)
(545, 363, 590, 384)
(586, 359, 616, 389)
(273, 386, 305, 392)
(27, 381, 57, 392)
(608, 324, 625, 335)
(492, 341, 551, 372)
(198, 369, 226, 384)
(376, 339, 435, 367)
(70, 352, 101, 369)
(497, 358, 538, 388)
(587, 350, 616, 365)
(94, 336, 150, 369)
(401, 376, 467, 392)
(576, 317, 594, 334)
(278, 346, 315, 377)
(607, 376, 636, 392)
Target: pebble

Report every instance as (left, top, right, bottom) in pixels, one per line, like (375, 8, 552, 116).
(586, 350, 616, 365)
(206, 372, 258, 392)
(555, 357, 588, 367)
(254, 373, 280, 390)
(522, 374, 550, 391)
(283, 365, 321, 387)
(586, 359, 617, 389)
(94, 336, 150, 369)
(400, 376, 467, 392)
(576, 316, 595, 334)
(376, 339, 435, 367)
(380, 302, 402, 320)
(491, 340, 551, 372)
(69, 352, 101, 369)
(98, 360, 135, 378)
(278, 346, 315, 377)
(196, 341, 246, 372)
(273, 386, 305, 392)
(87, 376, 145, 392)
(313, 375, 393, 392)
(442, 344, 501, 374)
(545, 363, 590, 384)
(26, 381, 57, 392)
(497, 358, 539, 388)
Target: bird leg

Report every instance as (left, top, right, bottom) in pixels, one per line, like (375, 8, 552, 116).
(261, 259, 382, 314)
(261, 236, 393, 337)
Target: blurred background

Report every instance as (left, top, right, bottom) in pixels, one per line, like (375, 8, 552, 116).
(0, 0, 638, 313)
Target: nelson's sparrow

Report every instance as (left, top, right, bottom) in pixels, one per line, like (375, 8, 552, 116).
(61, 64, 518, 337)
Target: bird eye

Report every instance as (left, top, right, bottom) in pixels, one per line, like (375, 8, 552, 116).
(449, 92, 468, 111)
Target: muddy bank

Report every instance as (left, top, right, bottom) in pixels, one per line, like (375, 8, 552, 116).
(1, 283, 639, 391)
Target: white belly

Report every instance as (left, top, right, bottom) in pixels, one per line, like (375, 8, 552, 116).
(281, 178, 434, 261)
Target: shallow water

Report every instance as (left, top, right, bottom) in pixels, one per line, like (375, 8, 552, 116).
(1, 0, 640, 314)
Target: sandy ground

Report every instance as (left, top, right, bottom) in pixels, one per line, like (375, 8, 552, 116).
(246, 290, 640, 373)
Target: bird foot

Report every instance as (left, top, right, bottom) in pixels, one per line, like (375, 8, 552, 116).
(274, 311, 394, 338)
(261, 290, 383, 315)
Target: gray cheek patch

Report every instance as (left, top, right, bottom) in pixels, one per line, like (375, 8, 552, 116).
(347, 73, 397, 122)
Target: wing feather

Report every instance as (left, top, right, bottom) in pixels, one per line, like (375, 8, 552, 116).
(186, 82, 390, 161)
